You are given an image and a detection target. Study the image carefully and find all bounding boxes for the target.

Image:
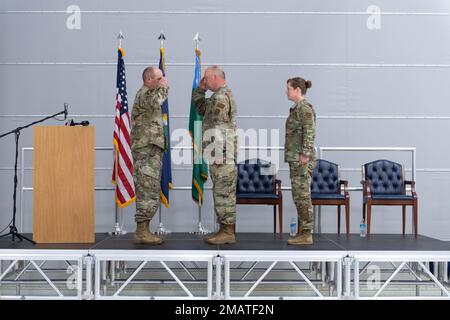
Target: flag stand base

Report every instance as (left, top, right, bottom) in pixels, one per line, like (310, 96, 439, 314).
(108, 223, 127, 236)
(155, 222, 171, 235)
(190, 222, 210, 235)
(155, 207, 171, 235)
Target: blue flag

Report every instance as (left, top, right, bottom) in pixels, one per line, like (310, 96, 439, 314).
(159, 47, 172, 208)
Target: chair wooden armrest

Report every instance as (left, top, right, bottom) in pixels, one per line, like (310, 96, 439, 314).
(340, 180, 349, 196)
(361, 180, 372, 197)
(275, 179, 282, 197)
(405, 180, 417, 197)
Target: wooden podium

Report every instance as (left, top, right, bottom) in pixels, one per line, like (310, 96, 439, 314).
(33, 126, 95, 243)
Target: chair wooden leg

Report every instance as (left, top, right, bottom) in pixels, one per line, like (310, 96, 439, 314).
(414, 200, 418, 238)
(402, 205, 406, 236)
(273, 205, 276, 239)
(278, 201, 283, 239)
(337, 205, 341, 236)
(367, 203, 372, 238)
(345, 198, 350, 239)
(363, 202, 366, 222)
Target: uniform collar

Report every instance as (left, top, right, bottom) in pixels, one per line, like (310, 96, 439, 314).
(142, 85, 159, 93)
(296, 98, 308, 106)
(290, 98, 308, 111)
(141, 85, 150, 93)
(215, 85, 228, 93)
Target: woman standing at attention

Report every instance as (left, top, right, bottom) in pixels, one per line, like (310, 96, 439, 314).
(284, 77, 317, 245)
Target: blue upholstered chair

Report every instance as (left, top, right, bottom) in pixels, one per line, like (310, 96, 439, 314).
(236, 159, 283, 239)
(361, 159, 418, 238)
(311, 159, 350, 238)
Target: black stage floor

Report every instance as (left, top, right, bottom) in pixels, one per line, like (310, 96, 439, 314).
(0, 233, 448, 251)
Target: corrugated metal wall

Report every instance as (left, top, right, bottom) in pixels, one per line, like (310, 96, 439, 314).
(1, 0, 449, 239)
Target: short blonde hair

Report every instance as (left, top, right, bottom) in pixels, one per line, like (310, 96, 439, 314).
(142, 67, 160, 81)
(207, 65, 226, 80)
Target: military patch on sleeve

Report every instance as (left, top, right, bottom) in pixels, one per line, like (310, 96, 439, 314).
(304, 112, 312, 120)
(216, 102, 226, 109)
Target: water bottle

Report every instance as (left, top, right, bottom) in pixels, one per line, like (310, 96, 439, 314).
(290, 218, 297, 236)
(360, 219, 367, 237)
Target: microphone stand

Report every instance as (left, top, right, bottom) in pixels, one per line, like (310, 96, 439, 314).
(0, 106, 68, 244)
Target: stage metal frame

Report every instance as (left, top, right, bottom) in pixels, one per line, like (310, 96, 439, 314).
(221, 251, 346, 300)
(350, 251, 450, 300)
(0, 248, 449, 300)
(91, 250, 216, 300)
(0, 249, 88, 300)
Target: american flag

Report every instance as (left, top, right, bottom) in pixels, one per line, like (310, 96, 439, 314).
(112, 48, 135, 207)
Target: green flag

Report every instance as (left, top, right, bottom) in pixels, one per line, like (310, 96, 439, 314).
(189, 48, 208, 205)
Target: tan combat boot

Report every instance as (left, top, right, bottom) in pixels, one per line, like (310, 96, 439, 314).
(287, 230, 313, 245)
(133, 221, 164, 245)
(203, 221, 221, 240)
(202, 225, 224, 243)
(204, 223, 235, 240)
(205, 224, 236, 245)
(203, 231, 217, 241)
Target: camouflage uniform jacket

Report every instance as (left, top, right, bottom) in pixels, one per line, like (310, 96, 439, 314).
(284, 99, 316, 162)
(131, 85, 168, 151)
(193, 85, 238, 163)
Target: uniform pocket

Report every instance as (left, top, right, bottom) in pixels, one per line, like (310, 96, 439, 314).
(289, 162, 309, 179)
(288, 162, 299, 179)
(212, 101, 229, 123)
(285, 121, 299, 135)
(133, 147, 162, 180)
(285, 111, 300, 134)
(148, 120, 162, 136)
(299, 163, 309, 177)
(141, 164, 160, 179)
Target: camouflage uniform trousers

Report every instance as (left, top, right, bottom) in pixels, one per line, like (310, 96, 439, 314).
(289, 160, 316, 232)
(132, 145, 163, 223)
(209, 163, 237, 225)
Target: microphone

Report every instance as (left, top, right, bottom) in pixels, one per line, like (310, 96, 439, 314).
(66, 119, 90, 126)
(63, 103, 69, 120)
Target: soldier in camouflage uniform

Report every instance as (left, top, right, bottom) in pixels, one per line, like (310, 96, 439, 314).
(131, 66, 169, 245)
(284, 77, 317, 245)
(193, 66, 238, 245)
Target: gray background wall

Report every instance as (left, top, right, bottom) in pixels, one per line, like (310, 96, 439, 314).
(1, 0, 450, 239)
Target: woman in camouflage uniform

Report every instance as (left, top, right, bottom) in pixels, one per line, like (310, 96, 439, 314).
(284, 77, 317, 245)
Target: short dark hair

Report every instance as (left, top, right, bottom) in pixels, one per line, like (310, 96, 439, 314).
(287, 77, 312, 95)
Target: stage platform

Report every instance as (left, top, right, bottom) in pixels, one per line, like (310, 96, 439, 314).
(0, 233, 449, 300)
(2, 232, 447, 251)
